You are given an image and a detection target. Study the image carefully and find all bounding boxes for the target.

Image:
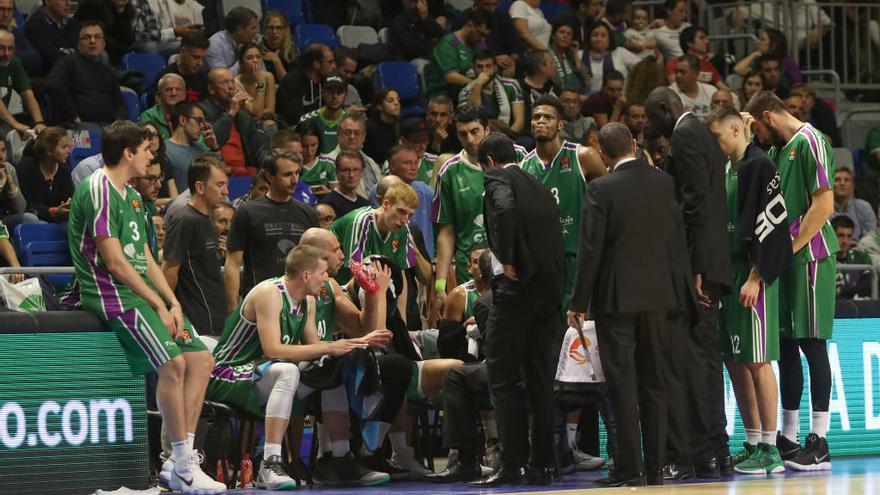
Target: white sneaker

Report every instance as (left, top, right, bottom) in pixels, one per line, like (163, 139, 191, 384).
(256, 455, 298, 490)
(158, 458, 175, 489)
(169, 452, 227, 494)
(572, 447, 605, 470)
(391, 449, 432, 479)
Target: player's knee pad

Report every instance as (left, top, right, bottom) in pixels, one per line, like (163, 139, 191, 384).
(270, 361, 301, 393)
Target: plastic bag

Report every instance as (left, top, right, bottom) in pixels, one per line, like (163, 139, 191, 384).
(0, 275, 45, 312)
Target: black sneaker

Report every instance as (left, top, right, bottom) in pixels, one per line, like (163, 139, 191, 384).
(324, 453, 391, 486)
(360, 453, 410, 480)
(784, 433, 831, 471)
(776, 432, 802, 461)
(312, 454, 340, 486)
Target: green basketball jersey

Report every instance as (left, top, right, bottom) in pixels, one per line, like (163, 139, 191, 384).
(301, 108, 345, 154)
(330, 206, 417, 283)
(461, 280, 479, 322)
(300, 157, 337, 187)
(314, 281, 337, 342)
(519, 141, 585, 254)
(768, 123, 839, 264)
(213, 277, 309, 367)
(68, 168, 153, 319)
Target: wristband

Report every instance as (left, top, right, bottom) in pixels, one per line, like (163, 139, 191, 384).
(33, 121, 44, 126)
(434, 279, 447, 292)
(49, 207, 56, 218)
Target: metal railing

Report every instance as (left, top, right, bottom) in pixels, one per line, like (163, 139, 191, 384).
(0, 267, 75, 275)
(837, 264, 879, 300)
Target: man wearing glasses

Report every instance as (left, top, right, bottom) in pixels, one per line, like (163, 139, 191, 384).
(311, 113, 382, 198)
(167, 101, 217, 191)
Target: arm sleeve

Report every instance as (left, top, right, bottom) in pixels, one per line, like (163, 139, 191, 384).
(162, 213, 195, 263)
(432, 38, 463, 75)
(670, 125, 711, 274)
(483, 170, 517, 264)
(800, 134, 832, 195)
(10, 58, 30, 93)
(432, 166, 455, 225)
(569, 180, 606, 312)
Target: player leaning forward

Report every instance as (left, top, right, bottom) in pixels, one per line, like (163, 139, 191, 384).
(706, 106, 792, 474)
(68, 121, 225, 494)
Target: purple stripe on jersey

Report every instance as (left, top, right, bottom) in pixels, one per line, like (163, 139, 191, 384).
(352, 213, 373, 263)
(801, 128, 830, 189)
(94, 175, 112, 237)
(808, 260, 819, 338)
(809, 228, 831, 260)
(788, 216, 801, 240)
(82, 230, 122, 317)
(225, 324, 257, 362)
(754, 281, 767, 360)
(211, 365, 254, 381)
(119, 309, 162, 369)
(406, 235, 417, 267)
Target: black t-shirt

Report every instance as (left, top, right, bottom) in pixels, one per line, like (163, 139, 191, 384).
(318, 190, 370, 219)
(364, 115, 398, 165)
(227, 196, 318, 295)
(163, 204, 226, 336)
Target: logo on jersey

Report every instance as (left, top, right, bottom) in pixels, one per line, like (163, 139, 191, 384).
(131, 198, 141, 213)
(123, 243, 137, 259)
(319, 286, 330, 301)
(391, 239, 399, 251)
(568, 334, 592, 365)
(560, 156, 571, 169)
(789, 148, 797, 161)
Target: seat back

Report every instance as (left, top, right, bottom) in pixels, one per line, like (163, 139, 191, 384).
(337, 25, 378, 48)
(294, 24, 339, 50)
(374, 62, 422, 106)
(263, 0, 306, 26)
(13, 224, 67, 258)
(121, 52, 167, 92)
(227, 176, 252, 201)
(222, 0, 263, 17)
(121, 87, 140, 121)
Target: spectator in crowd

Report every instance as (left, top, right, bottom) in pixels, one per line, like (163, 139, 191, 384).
(71, 147, 103, 186)
(270, 129, 317, 206)
(622, 102, 647, 143)
(231, 170, 267, 210)
(315, 202, 335, 229)
(364, 88, 401, 165)
(583, 70, 626, 128)
(200, 67, 265, 176)
(424, 9, 492, 99)
(390, 117, 438, 184)
(784, 94, 806, 121)
(371, 145, 434, 257)
(652, 0, 690, 60)
(277, 43, 336, 125)
(144, 121, 179, 205)
(0, 0, 40, 74)
(0, 28, 46, 138)
(548, 19, 587, 92)
(457, 50, 524, 135)
(131, 0, 202, 54)
(670, 54, 717, 119)
(865, 121, 880, 178)
(737, 69, 763, 108)
(313, 113, 382, 198)
(0, 139, 39, 227)
(162, 156, 228, 336)
(318, 149, 370, 219)
(568, 0, 602, 47)
(154, 32, 210, 103)
(710, 88, 738, 111)
(74, 0, 133, 65)
(24, 0, 79, 76)
(0, 217, 23, 280)
(665, 26, 725, 89)
(390, 0, 445, 61)
(211, 201, 233, 264)
(426, 94, 458, 154)
(139, 73, 186, 139)
(832, 215, 873, 300)
(583, 22, 641, 94)
(46, 21, 127, 125)
(206, 6, 258, 72)
(224, 148, 318, 312)
(299, 73, 347, 156)
(509, 0, 550, 51)
(458, 0, 521, 77)
(624, 57, 667, 105)
(332, 47, 364, 111)
(789, 83, 841, 147)
(16, 126, 73, 223)
(235, 42, 278, 129)
(833, 166, 877, 243)
(295, 120, 332, 191)
(167, 101, 216, 190)
(559, 88, 596, 145)
(759, 54, 789, 99)
(518, 49, 558, 125)
(733, 28, 802, 87)
(127, 155, 163, 258)
(624, 6, 658, 60)
(599, 0, 630, 46)
(259, 11, 297, 82)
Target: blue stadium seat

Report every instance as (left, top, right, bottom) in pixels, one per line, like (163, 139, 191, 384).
(263, 0, 306, 26)
(140, 92, 153, 111)
(227, 176, 252, 201)
(294, 24, 339, 50)
(67, 127, 103, 169)
(374, 62, 422, 107)
(122, 52, 166, 93)
(13, 224, 67, 259)
(121, 87, 140, 121)
(12, 9, 24, 27)
(540, 2, 571, 22)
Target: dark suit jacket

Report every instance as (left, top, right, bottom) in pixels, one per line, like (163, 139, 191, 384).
(483, 165, 565, 305)
(665, 113, 732, 292)
(569, 158, 678, 315)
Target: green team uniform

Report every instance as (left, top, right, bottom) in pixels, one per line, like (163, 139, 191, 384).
(460, 280, 480, 322)
(0, 220, 8, 240)
(206, 277, 309, 416)
(300, 156, 337, 187)
(330, 206, 417, 283)
(457, 76, 523, 126)
(381, 152, 438, 184)
(519, 141, 585, 310)
(433, 147, 526, 284)
(300, 108, 346, 154)
(720, 158, 780, 363)
(68, 169, 205, 375)
(425, 33, 475, 98)
(768, 123, 839, 339)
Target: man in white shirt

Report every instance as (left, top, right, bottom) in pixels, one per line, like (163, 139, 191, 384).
(669, 55, 716, 119)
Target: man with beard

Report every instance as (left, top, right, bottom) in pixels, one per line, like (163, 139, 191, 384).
(424, 9, 493, 99)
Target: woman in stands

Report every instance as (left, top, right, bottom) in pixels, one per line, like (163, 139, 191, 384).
(260, 11, 298, 83)
(737, 69, 764, 108)
(549, 18, 588, 93)
(582, 22, 642, 94)
(364, 88, 401, 165)
(295, 120, 334, 196)
(510, 0, 552, 51)
(16, 127, 73, 224)
(733, 28, 803, 85)
(236, 42, 278, 130)
(0, 139, 42, 229)
(143, 122, 178, 206)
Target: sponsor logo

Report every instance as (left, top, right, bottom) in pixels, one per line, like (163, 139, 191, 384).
(122, 243, 136, 258)
(131, 198, 141, 213)
(568, 334, 591, 365)
(789, 148, 797, 161)
(560, 156, 570, 169)
(391, 239, 399, 251)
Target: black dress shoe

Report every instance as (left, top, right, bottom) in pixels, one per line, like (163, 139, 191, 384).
(594, 473, 644, 487)
(718, 453, 734, 476)
(468, 466, 528, 487)
(526, 465, 553, 485)
(663, 462, 695, 480)
(694, 457, 721, 478)
(646, 470, 664, 486)
(426, 462, 481, 483)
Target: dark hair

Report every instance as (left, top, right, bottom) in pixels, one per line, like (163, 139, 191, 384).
(473, 48, 494, 62)
(295, 120, 323, 151)
(643, 120, 664, 141)
(551, 17, 577, 39)
(237, 41, 262, 63)
(477, 249, 493, 284)
(605, 0, 628, 17)
(370, 87, 400, 119)
(187, 153, 227, 192)
(32, 127, 67, 163)
(225, 6, 257, 32)
(676, 54, 700, 73)
(758, 53, 780, 67)
(603, 69, 625, 86)
(831, 215, 855, 231)
(271, 128, 300, 148)
(522, 49, 551, 76)
(477, 132, 516, 166)
(260, 148, 302, 177)
(335, 149, 364, 169)
(102, 121, 152, 166)
(622, 102, 645, 117)
(678, 25, 705, 55)
(78, 20, 104, 37)
(464, 8, 493, 31)
(171, 101, 199, 131)
(181, 31, 210, 49)
(428, 94, 453, 108)
(598, 122, 634, 159)
(455, 103, 488, 127)
(333, 46, 356, 66)
(764, 28, 789, 60)
(664, 0, 685, 11)
(744, 90, 785, 118)
(586, 22, 616, 52)
(704, 104, 741, 127)
(302, 43, 328, 68)
(533, 95, 565, 119)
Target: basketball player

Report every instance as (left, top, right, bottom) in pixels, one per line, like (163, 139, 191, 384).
(745, 91, 837, 471)
(706, 106, 791, 474)
(67, 121, 224, 494)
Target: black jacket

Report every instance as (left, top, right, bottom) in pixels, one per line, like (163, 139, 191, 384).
(389, 11, 444, 60)
(483, 164, 565, 305)
(23, 8, 79, 76)
(277, 64, 321, 125)
(569, 158, 678, 315)
(46, 53, 127, 125)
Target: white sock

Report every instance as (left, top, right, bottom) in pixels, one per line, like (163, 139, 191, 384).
(483, 420, 498, 440)
(782, 409, 799, 443)
(811, 411, 829, 438)
(761, 430, 776, 445)
(264, 442, 282, 458)
(744, 428, 761, 446)
(331, 440, 349, 457)
(389, 432, 409, 456)
(566, 423, 578, 448)
(171, 440, 190, 466)
(187, 432, 195, 452)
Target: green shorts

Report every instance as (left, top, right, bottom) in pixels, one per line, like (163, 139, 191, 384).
(206, 362, 263, 417)
(106, 303, 207, 376)
(779, 257, 836, 340)
(720, 261, 780, 363)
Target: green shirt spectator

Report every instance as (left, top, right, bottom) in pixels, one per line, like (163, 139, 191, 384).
(424, 9, 493, 98)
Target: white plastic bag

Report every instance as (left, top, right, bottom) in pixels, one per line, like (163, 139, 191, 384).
(0, 275, 44, 312)
(555, 321, 605, 384)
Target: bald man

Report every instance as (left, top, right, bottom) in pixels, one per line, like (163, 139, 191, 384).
(0, 29, 45, 138)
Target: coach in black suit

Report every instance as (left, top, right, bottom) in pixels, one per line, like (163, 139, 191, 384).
(567, 123, 679, 487)
(645, 87, 733, 478)
(469, 132, 565, 487)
